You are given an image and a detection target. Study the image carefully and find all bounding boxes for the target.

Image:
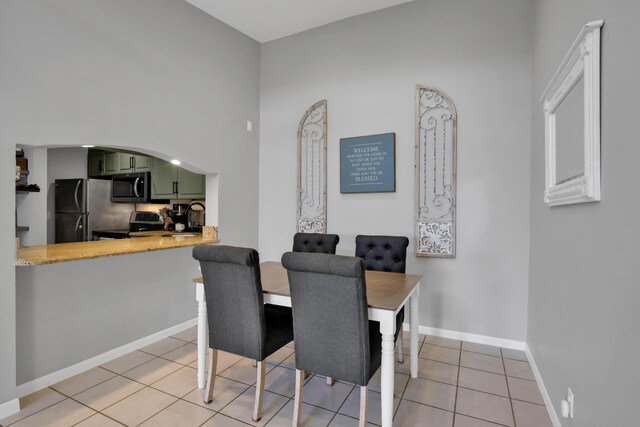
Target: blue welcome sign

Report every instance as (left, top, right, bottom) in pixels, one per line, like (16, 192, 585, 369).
(340, 133, 396, 193)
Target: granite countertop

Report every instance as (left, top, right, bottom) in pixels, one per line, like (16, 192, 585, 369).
(16, 234, 218, 266)
(127, 230, 203, 238)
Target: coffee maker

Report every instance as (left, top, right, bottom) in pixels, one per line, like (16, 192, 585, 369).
(185, 202, 205, 232)
(170, 202, 205, 232)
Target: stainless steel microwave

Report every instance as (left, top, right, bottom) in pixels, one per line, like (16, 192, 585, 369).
(111, 172, 150, 203)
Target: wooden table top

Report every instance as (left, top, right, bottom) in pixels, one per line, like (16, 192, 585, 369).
(194, 261, 422, 311)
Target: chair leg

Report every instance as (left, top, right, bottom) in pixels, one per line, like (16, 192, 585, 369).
(292, 369, 305, 427)
(253, 360, 266, 422)
(203, 348, 218, 403)
(326, 377, 335, 386)
(359, 385, 368, 427)
(398, 328, 404, 363)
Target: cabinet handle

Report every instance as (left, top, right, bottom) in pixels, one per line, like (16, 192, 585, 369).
(132, 156, 136, 169)
(130, 156, 134, 169)
(175, 181, 179, 195)
(98, 160, 104, 173)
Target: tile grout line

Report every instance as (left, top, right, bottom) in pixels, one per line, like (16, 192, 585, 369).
(79, 405, 128, 427)
(451, 340, 462, 426)
(180, 353, 298, 424)
(421, 349, 533, 373)
(129, 397, 195, 427)
(452, 385, 510, 401)
(73, 372, 178, 418)
(2, 387, 66, 427)
(502, 348, 518, 427)
(458, 363, 514, 378)
(195, 411, 218, 427)
(67, 394, 125, 426)
(262, 395, 295, 427)
(198, 367, 286, 425)
(457, 414, 512, 427)
(389, 336, 424, 420)
(18, 380, 129, 427)
(323, 377, 356, 419)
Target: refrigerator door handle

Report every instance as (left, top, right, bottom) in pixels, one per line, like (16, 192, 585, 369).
(74, 180, 82, 211)
(133, 178, 141, 197)
(75, 216, 83, 242)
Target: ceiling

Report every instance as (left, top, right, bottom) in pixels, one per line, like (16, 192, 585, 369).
(184, 0, 415, 43)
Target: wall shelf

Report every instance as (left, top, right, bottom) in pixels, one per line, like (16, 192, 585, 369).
(16, 182, 40, 236)
(16, 187, 41, 193)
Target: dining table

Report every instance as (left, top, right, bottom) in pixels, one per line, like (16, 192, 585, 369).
(192, 260, 422, 427)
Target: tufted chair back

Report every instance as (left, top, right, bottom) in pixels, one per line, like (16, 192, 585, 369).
(281, 252, 381, 386)
(355, 235, 410, 273)
(292, 232, 340, 254)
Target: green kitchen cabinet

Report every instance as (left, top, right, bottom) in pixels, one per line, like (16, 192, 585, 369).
(177, 167, 205, 198)
(150, 158, 178, 199)
(117, 153, 150, 173)
(89, 150, 146, 176)
(88, 151, 118, 177)
(150, 158, 205, 200)
(104, 152, 118, 174)
(87, 152, 104, 177)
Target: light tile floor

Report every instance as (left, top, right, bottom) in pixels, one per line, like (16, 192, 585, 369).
(0, 327, 554, 427)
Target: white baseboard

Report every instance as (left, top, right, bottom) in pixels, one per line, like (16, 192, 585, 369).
(0, 398, 21, 420)
(525, 344, 562, 427)
(16, 318, 197, 398)
(403, 324, 527, 350)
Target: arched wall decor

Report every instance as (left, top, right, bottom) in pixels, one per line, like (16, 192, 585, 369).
(297, 100, 327, 233)
(415, 85, 457, 257)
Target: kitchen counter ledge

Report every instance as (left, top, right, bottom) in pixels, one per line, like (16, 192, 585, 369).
(16, 234, 218, 266)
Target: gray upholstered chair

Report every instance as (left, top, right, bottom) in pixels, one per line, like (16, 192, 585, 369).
(281, 252, 382, 427)
(355, 235, 409, 363)
(292, 231, 341, 385)
(292, 232, 340, 254)
(192, 245, 294, 422)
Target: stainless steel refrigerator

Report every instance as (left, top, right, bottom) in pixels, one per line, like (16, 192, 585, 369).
(55, 179, 133, 243)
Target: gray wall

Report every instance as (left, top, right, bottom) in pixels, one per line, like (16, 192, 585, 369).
(259, 0, 533, 341)
(528, 0, 640, 425)
(0, 152, 17, 406)
(0, 0, 259, 406)
(16, 248, 197, 384)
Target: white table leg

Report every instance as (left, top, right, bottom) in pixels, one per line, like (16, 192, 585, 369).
(379, 310, 396, 427)
(196, 282, 208, 389)
(410, 284, 420, 378)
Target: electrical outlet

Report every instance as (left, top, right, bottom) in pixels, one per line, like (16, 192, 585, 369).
(561, 387, 574, 418)
(246, 120, 253, 132)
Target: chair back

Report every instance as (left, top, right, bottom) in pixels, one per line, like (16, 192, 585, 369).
(192, 245, 267, 360)
(355, 235, 409, 273)
(281, 252, 372, 386)
(292, 232, 339, 254)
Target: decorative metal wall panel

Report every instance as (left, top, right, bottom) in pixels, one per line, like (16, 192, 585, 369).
(297, 100, 327, 233)
(415, 86, 457, 257)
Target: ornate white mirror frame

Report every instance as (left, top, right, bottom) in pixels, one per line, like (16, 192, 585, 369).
(297, 100, 328, 233)
(540, 20, 603, 206)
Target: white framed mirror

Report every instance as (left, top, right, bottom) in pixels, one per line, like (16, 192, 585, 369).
(540, 20, 603, 206)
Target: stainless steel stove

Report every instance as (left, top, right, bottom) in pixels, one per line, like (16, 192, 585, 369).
(92, 211, 164, 240)
(128, 211, 164, 232)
